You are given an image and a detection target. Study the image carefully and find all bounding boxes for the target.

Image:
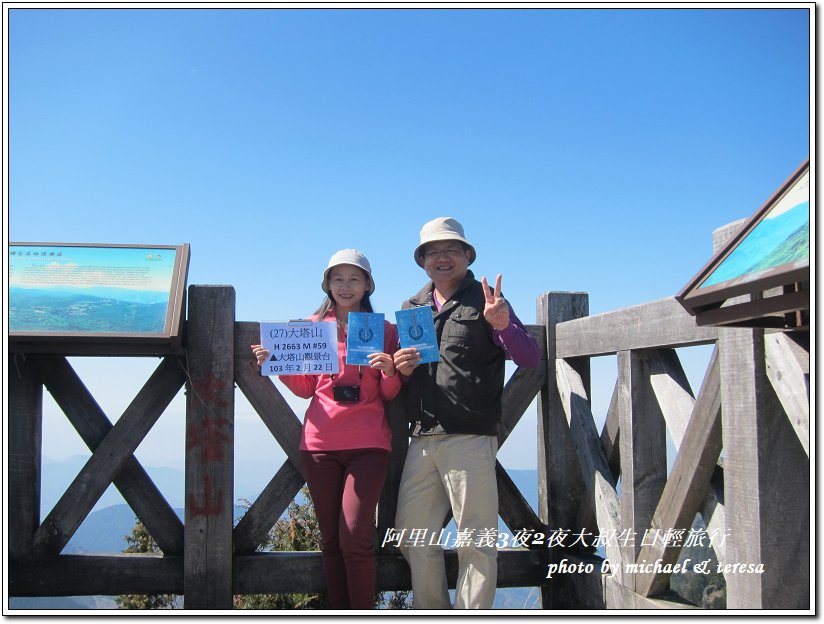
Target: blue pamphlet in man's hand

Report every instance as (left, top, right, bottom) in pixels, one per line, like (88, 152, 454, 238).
(395, 308, 439, 364)
(346, 312, 384, 365)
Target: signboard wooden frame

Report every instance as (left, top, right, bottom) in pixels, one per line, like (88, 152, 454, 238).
(9, 242, 190, 355)
(676, 159, 810, 329)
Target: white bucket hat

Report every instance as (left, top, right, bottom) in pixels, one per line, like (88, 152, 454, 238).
(322, 249, 375, 294)
(414, 217, 476, 267)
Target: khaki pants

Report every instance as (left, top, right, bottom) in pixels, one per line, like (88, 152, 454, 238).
(395, 434, 499, 609)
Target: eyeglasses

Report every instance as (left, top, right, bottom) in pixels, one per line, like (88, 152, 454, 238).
(423, 247, 466, 260)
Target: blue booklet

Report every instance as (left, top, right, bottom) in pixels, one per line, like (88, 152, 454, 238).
(346, 312, 385, 365)
(395, 307, 439, 364)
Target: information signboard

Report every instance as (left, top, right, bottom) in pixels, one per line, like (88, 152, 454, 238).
(676, 159, 809, 329)
(9, 242, 190, 354)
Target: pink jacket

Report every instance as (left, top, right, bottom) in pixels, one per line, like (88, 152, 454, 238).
(280, 310, 401, 452)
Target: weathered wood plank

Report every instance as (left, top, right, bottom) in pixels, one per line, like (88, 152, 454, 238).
(555, 358, 623, 582)
(8, 354, 43, 562)
(617, 350, 667, 591)
(235, 322, 304, 472)
(765, 331, 810, 455)
(575, 380, 620, 538)
(494, 366, 549, 547)
(695, 289, 809, 327)
(537, 293, 589, 608)
(699, 466, 727, 567)
(232, 459, 305, 555)
(551, 551, 607, 609)
(32, 356, 185, 558)
(536, 296, 588, 526)
(602, 382, 622, 480)
(496, 462, 545, 538)
(719, 327, 810, 609)
(555, 551, 694, 609)
(604, 577, 697, 609)
(233, 549, 549, 595)
(633, 350, 722, 597)
(498, 364, 546, 446)
(10, 549, 547, 598)
(9, 554, 184, 596)
(378, 395, 410, 549)
(34, 355, 185, 555)
(8, 549, 543, 601)
(647, 348, 728, 567)
(184, 286, 235, 609)
(556, 298, 718, 358)
(648, 348, 696, 449)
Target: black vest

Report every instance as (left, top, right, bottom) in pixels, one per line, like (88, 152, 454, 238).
(402, 271, 504, 436)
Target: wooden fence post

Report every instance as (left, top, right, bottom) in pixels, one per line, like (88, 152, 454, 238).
(617, 349, 667, 591)
(536, 292, 589, 608)
(184, 286, 236, 609)
(8, 354, 43, 562)
(377, 397, 409, 552)
(714, 222, 810, 609)
(719, 325, 809, 608)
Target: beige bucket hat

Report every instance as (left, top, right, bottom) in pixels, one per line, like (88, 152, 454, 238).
(322, 249, 374, 294)
(414, 217, 476, 267)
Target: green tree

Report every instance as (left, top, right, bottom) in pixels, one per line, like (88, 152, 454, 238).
(669, 515, 727, 608)
(115, 520, 179, 609)
(234, 487, 332, 609)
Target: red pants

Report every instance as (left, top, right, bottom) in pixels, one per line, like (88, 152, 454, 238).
(301, 448, 389, 609)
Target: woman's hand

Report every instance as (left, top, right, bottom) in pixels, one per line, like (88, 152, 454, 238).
(392, 347, 421, 377)
(251, 344, 270, 367)
(368, 352, 397, 377)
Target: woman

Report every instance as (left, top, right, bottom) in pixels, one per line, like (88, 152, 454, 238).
(252, 249, 400, 609)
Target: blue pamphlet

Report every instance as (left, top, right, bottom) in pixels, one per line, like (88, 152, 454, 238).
(395, 307, 439, 364)
(346, 312, 385, 365)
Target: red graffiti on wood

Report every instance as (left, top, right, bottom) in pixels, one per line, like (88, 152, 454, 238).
(186, 373, 231, 517)
(189, 375, 229, 410)
(186, 415, 231, 462)
(187, 474, 225, 517)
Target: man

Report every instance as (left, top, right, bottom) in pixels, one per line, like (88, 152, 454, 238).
(393, 217, 540, 609)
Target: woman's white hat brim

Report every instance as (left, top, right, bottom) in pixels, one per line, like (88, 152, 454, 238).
(322, 249, 375, 294)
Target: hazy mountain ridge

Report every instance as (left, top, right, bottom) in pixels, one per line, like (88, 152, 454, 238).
(10, 289, 168, 333)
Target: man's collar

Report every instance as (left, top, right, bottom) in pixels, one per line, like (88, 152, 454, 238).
(410, 270, 475, 307)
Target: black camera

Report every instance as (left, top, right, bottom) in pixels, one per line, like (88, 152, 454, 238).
(333, 385, 360, 403)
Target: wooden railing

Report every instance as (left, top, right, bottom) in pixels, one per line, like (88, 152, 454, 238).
(8, 256, 810, 609)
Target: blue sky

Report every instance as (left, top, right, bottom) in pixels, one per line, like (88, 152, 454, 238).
(5, 6, 811, 497)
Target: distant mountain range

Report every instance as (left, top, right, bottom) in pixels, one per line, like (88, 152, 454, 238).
(39, 455, 288, 518)
(11, 285, 171, 305)
(10, 288, 168, 334)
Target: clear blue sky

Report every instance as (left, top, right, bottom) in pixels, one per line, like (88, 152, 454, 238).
(6, 6, 811, 494)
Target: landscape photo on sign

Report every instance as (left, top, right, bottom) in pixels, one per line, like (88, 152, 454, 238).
(9, 245, 177, 334)
(699, 170, 810, 289)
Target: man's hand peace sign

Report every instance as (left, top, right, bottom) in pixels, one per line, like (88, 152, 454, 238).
(482, 274, 510, 331)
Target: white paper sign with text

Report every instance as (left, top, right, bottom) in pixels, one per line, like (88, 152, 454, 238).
(259, 321, 339, 376)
